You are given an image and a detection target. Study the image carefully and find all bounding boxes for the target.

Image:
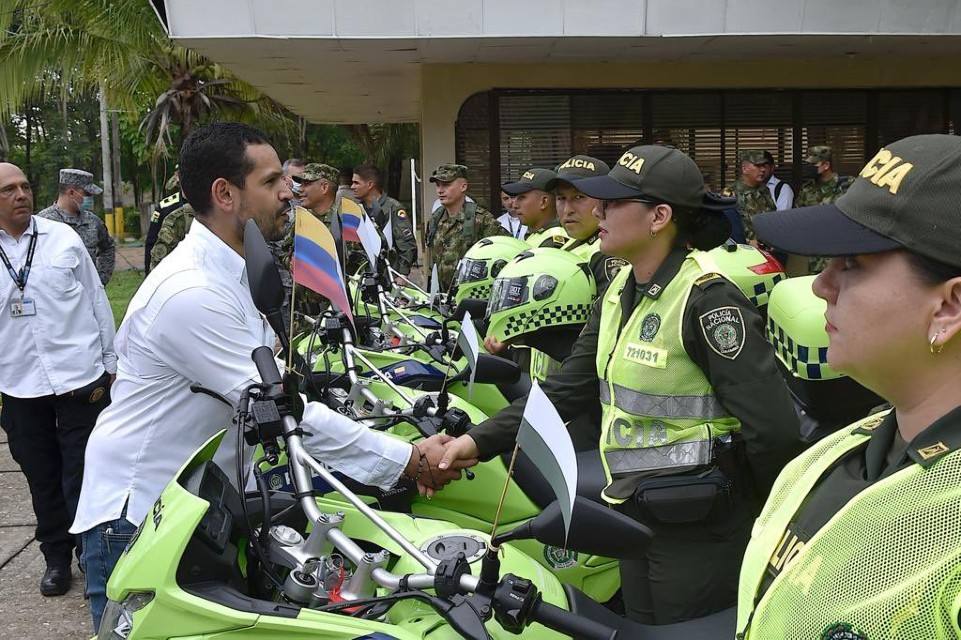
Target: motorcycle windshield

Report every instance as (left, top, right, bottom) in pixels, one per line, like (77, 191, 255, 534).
(455, 258, 489, 285)
(488, 276, 530, 318)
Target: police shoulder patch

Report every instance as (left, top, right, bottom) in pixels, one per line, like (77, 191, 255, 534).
(604, 257, 629, 281)
(694, 272, 724, 288)
(403, 227, 413, 237)
(397, 209, 408, 219)
(699, 306, 745, 360)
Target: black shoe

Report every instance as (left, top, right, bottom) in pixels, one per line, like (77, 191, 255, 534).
(40, 563, 72, 596)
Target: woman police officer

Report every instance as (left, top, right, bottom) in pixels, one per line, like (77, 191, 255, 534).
(737, 134, 961, 639)
(437, 144, 803, 624)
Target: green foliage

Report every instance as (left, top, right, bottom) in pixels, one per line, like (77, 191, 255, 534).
(105, 268, 143, 328)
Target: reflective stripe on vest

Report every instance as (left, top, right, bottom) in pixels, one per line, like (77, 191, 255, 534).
(595, 251, 740, 503)
(598, 382, 729, 420)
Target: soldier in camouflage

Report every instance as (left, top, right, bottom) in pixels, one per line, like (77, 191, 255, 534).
(149, 198, 195, 271)
(723, 150, 777, 243)
(281, 163, 340, 320)
(426, 164, 507, 291)
(37, 169, 115, 285)
(351, 164, 417, 280)
(795, 146, 853, 272)
(144, 169, 184, 274)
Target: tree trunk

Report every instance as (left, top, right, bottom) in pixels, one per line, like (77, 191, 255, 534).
(0, 120, 8, 162)
(99, 88, 115, 213)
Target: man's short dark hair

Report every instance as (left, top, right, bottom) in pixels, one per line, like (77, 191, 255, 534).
(179, 122, 271, 215)
(339, 167, 353, 186)
(353, 164, 382, 189)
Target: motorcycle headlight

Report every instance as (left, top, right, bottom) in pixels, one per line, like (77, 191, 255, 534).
(98, 592, 154, 639)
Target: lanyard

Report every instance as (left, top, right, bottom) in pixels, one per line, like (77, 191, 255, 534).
(0, 219, 38, 296)
(508, 217, 522, 238)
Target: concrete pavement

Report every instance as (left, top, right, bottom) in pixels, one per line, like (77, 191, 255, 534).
(0, 432, 92, 639)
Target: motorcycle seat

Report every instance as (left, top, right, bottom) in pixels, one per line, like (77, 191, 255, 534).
(563, 583, 736, 639)
(510, 449, 608, 509)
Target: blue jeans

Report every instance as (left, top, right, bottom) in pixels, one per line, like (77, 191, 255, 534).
(80, 516, 137, 632)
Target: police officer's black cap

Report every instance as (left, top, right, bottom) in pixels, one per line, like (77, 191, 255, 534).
(544, 155, 610, 191)
(755, 134, 961, 267)
(576, 145, 727, 214)
(502, 168, 557, 195)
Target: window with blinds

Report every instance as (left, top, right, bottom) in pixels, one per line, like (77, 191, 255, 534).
(454, 88, 957, 211)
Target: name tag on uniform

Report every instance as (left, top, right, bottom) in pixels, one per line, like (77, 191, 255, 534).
(624, 342, 667, 369)
(10, 297, 36, 317)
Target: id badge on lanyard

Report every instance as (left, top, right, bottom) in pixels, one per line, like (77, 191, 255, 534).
(1, 220, 38, 318)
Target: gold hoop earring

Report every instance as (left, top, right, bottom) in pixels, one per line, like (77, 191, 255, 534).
(930, 332, 945, 355)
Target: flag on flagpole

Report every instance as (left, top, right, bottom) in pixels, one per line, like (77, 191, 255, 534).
(292, 207, 354, 327)
(429, 264, 440, 310)
(358, 213, 382, 269)
(456, 310, 480, 398)
(517, 380, 578, 545)
(340, 198, 363, 243)
(383, 216, 394, 250)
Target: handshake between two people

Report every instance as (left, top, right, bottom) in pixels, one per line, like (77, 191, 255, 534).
(405, 434, 482, 498)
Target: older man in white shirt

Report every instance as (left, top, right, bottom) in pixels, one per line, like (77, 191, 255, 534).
(72, 123, 473, 631)
(0, 162, 116, 598)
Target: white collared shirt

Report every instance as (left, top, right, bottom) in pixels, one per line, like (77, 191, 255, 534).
(766, 176, 795, 211)
(72, 221, 411, 532)
(496, 212, 528, 240)
(0, 216, 116, 398)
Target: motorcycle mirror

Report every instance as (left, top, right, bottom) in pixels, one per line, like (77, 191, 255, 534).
(448, 353, 520, 386)
(493, 496, 652, 560)
(244, 219, 288, 348)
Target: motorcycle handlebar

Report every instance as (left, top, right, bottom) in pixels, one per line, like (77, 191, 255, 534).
(252, 346, 283, 386)
(531, 599, 618, 640)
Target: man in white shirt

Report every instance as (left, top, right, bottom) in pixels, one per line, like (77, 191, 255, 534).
(71, 123, 472, 630)
(760, 150, 795, 211)
(0, 162, 116, 598)
(496, 189, 527, 240)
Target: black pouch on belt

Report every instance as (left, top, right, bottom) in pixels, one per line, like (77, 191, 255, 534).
(633, 467, 732, 525)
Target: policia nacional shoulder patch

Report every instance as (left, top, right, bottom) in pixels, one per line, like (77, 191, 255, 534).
(605, 257, 629, 281)
(700, 306, 745, 360)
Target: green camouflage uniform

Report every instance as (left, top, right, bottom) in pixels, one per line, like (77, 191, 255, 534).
(36, 204, 116, 285)
(795, 146, 852, 272)
(369, 192, 417, 275)
(726, 179, 776, 242)
(426, 164, 508, 290)
(149, 201, 195, 270)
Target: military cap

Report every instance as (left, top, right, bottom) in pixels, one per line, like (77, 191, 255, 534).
(301, 163, 339, 183)
(545, 155, 611, 190)
(738, 150, 769, 166)
(805, 146, 833, 164)
(501, 168, 557, 195)
(59, 168, 103, 195)
(429, 164, 468, 183)
(756, 134, 961, 267)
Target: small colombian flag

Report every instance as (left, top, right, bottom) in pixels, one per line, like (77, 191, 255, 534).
(340, 198, 363, 243)
(292, 207, 354, 327)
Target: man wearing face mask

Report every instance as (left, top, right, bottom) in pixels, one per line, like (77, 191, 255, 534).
(38, 169, 115, 286)
(794, 146, 853, 273)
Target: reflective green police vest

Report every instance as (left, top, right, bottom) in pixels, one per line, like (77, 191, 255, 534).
(736, 409, 961, 639)
(562, 235, 599, 261)
(596, 251, 741, 503)
(526, 225, 569, 249)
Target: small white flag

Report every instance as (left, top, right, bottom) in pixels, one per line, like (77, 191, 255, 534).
(517, 380, 578, 546)
(429, 264, 440, 310)
(457, 310, 480, 398)
(383, 216, 394, 251)
(358, 213, 382, 269)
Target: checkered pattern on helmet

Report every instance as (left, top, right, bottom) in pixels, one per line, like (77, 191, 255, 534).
(748, 272, 785, 308)
(502, 303, 592, 339)
(767, 316, 832, 380)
